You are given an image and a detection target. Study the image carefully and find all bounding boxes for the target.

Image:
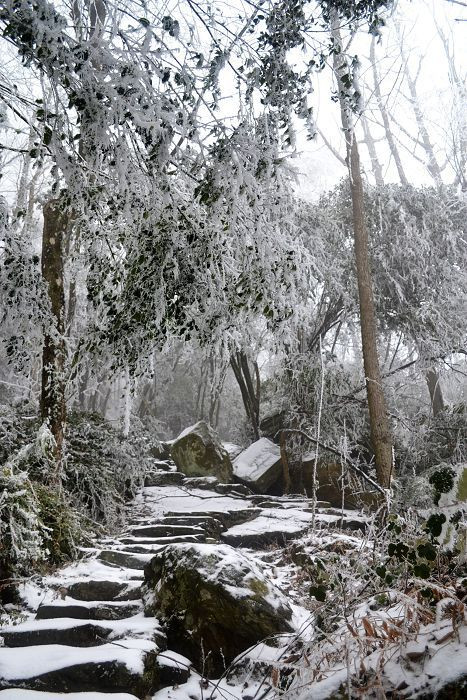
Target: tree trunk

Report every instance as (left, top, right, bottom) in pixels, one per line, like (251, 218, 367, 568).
(40, 200, 67, 479)
(230, 350, 260, 440)
(361, 113, 384, 187)
(395, 25, 443, 185)
(333, 22, 393, 489)
(426, 367, 445, 417)
(370, 36, 409, 187)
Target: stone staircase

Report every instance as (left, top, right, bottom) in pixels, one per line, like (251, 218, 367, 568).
(0, 463, 361, 698)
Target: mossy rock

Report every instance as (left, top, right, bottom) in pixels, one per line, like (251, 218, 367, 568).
(302, 459, 378, 510)
(143, 543, 293, 675)
(170, 421, 233, 482)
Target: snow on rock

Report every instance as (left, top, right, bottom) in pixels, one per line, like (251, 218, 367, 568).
(223, 442, 243, 460)
(170, 421, 233, 482)
(143, 542, 293, 675)
(134, 485, 253, 517)
(0, 612, 160, 640)
(233, 438, 282, 493)
(152, 674, 268, 700)
(222, 507, 312, 548)
(0, 639, 155, 680)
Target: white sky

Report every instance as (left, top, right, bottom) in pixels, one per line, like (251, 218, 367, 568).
(293, 0, 467, 199)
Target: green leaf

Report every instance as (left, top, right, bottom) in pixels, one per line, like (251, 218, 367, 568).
(413, 563, 430, 579)
(424, 513, 446, 539)
(310, 585, 326, 602)
(375, 565, 386, 579)
(417, 543, 437, 561)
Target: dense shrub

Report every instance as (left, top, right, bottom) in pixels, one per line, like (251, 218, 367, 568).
(0, 405, 156, 597)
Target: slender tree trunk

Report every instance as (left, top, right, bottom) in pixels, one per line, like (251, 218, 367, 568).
(333, 22, 393, 489)
(395, 25, 443, 185)
(230, 350, 260, 440)
(370, 36, 409, 187)
(40, 200, 67, 478)
(361, 113, 384, 186)
(426, 367, 445, 417)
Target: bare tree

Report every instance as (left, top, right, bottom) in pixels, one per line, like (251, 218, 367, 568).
(332, 20, 393, 489)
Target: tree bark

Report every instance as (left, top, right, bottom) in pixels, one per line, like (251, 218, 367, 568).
(40, 200, 67, 478)
(426, 367, 445, 417)
(230, 350, 260, 440)
(333, 22, 393, 489)
(361, 113, 384, 187)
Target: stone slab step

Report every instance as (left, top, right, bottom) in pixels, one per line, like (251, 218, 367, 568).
(221, 527, 308, 549)
(128, 524, 205, 538)
(144, 471, 185, 487)
(0, 621, 113, 648)
(165, 508, 261, 529)
(36, 600, 141, 621)
(114, 537, 205, 553)
(159, 516, 224, 538)
(97, 550, 152, 570)
(66, 580, 141, 602)
(0, 641, 157, 696)
(258, 499, 330, 509)
(0, 615, 163, 649)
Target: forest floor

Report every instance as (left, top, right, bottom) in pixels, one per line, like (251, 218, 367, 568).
(0, 459, 466, 699)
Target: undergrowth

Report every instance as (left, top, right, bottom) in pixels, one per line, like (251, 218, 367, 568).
(0, 404, 156, 602)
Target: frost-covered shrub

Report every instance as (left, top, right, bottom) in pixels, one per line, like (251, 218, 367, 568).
(0, 423, 82, 594)
(34, 484, 82, 564)
(0, 465, 44, 580)
(0, 403, 37, 466)
(65, 411, 153, 528)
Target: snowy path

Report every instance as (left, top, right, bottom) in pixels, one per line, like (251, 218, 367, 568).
(0, 463, 351, 699)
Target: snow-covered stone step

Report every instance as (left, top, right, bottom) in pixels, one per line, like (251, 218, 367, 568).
(36, 600, 141, 621)
(97, 550, 153, 570)
(1, 620, 113, 648)
(257, 498, 331, 509)
(0, 614, 162, 649)
(144, 471, 185, 487)
(164, 508, 261, 529)
(113, 536, 205, 553)
(64, 579, 142, 602)
(0, 640, 158, 695)
(128, 523, 205, 538)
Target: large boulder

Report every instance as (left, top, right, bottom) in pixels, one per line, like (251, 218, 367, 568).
(233, 438, 283, 494)
(142, 543, 293, 675)
(170, 421, 233, 482)
(301, 457, 378, 509)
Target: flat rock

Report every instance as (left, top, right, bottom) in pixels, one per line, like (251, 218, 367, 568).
(66, 580, 141, 602)
(221, 512, 311, 549)
(115, 536, 205, 553)
(36, 601, 141, 621)
(0, 621, 112, 648)
(97, 550, 151, 570)
(213, 482, 254, 497)
(0, 641, 158, 697)
(144, 471, 185, 487)
(129, 524, 205, 538)
(233, 438, 283, 493)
